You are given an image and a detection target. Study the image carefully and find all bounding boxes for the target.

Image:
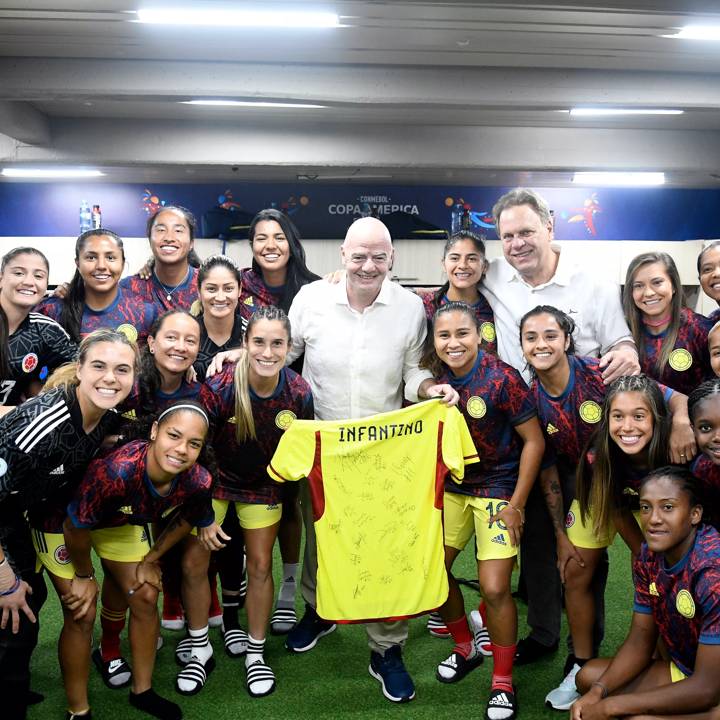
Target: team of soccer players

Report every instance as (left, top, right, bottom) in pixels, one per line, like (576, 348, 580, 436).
(1, 195, 720, 720)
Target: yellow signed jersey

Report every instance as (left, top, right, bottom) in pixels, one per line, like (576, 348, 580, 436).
(268, 399, 478, 622)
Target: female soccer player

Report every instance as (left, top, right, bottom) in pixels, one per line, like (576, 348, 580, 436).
(520, 305, 694, 710)
(572, 466, 720, 720)
(63, 402, 214, 720)
(120, 206, 201, 314)
(416, 230, 496, 352)
(91, 310, 219, 687)
(564, 376, 672, 709)
(235, 209, 319, 633)
(37, 229, 157, 343)
(0, 246, 77, 405)
(177, 306, 312, 698)
(424, 301, 544, 720)
(194, 255, 243, 380)
(623, 251, 712, 395)
(0, 328, 136, 720)
(688, 380, 720, 529)
(698, 241, 720, 324)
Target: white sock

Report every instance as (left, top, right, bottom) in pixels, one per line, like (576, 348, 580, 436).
(246, 633, 265, 666)
(188, 625, 213, 663)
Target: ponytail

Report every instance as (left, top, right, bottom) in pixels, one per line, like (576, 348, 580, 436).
(233, 349, 257, 442)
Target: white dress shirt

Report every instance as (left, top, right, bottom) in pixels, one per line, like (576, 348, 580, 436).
(481, 245, 633, 378)
(288, 277, 433, 421)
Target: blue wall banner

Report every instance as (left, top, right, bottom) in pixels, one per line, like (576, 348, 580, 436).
(0, 182, 718, 241)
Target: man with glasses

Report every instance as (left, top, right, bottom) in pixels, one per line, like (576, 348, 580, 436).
(284, 216, 457, 703)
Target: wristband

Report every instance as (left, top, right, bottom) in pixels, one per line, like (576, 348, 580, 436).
(0, 557, 17, 592)
(0, 576, 21, 596)
(74, 569, 95, 580)
(591, 681, 608, 699)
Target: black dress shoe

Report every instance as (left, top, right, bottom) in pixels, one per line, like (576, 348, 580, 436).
(514, 636, 559, 665)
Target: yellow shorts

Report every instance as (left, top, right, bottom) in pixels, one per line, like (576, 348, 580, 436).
(91, 524, 151, 563)
(565, 499, 617, 549)
(213, 498, 282, 531)
(443, 492, 518, 561)
(670, 661, 687, 683)
(32, 529, 75, 580)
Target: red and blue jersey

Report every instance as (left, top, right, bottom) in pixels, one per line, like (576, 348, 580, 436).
(691, 453, 720, 529)
(417, 289, 496, 353)
(120, 377, 221, 425)
(36, 287, 157, 345)
(639, 308, 712, 395)
(238, 268, 282, 333)
(633, 524, 720, 676)
(707, 308, 720, 326)
(120, 266, 199, 315)
(437, 351, 536, 500)
(207, 364, 314, 504)
(67, 439, 213, 529)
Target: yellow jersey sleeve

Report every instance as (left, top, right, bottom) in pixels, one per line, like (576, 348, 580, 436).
(267, 421, 316, 483)
(443, 404, 480, 485)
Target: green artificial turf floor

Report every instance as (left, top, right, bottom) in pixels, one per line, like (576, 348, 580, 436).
(27, 539, 633, 720)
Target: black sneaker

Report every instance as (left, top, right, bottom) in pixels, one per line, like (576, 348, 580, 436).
(92, 648, 132, 689)
(285, 604, 336, 653)
(514, 636, 558, 665)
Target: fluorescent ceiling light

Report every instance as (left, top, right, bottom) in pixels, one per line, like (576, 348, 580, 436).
(137, 8, 340, 27)
(570, 108, 683, 116)
(572, 172, 665, 186)
(1, 168, 105, 178)
(180, 100, 326, 109)
(663, 26, 720, 40)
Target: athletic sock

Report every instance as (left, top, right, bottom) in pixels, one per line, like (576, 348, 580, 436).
(187, 625, 212, 664)
(246, 634, 266, 666)
(491, 643, 516, 692)
(446, 615, 475, 659)
(221, 591, 240, 631)
(277, 562, 299, 608)
(100, 606, 126, 662)
(129, 689, 181, 720)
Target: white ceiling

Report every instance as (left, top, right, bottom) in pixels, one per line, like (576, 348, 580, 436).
(1, 0, 720, 186)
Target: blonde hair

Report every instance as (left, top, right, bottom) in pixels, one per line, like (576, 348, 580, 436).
(44, 328, 139, 392)
(232, 306, 291, 443)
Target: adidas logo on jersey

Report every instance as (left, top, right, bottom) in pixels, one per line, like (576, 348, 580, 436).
(546, 423, 559, 434)
(119, 505, 133, 515)
(50, 465, 64, 475)
(490, 533, 506, 546)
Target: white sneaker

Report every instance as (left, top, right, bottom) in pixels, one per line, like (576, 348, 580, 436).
(545, 663, 581, 711)
(469, 609, 493, 656)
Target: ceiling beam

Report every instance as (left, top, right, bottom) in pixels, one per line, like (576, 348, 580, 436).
(0, 100, 50, 144)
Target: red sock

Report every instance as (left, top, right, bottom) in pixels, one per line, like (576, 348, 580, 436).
(446, 615, 474, 658)
(100, 606, 126, 662)
(491, 643, 516, 692)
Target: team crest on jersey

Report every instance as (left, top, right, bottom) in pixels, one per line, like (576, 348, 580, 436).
(466, 396, 487, 419)
(117, 324, 139, 343)
(546, 423, 559, 435)
(275, 410, 297, 430)
(579, 400, 602, 424)
(54, 544, 71, 565)
(480, 322, 496, 343)
(649, 582, 659, 597)
(669, 348, 693, 372)
(244, 296, 255, 307)
(676, 589, 695, 618)
(190, 299, 202, 317)
(22, 353, 38, 373)
(565, 510, 575, 528)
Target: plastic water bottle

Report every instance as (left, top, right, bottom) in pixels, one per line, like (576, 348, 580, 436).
(92, 204, 102, 229)
(450, 202, 463, 234)
(79, 200, 92, 233)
